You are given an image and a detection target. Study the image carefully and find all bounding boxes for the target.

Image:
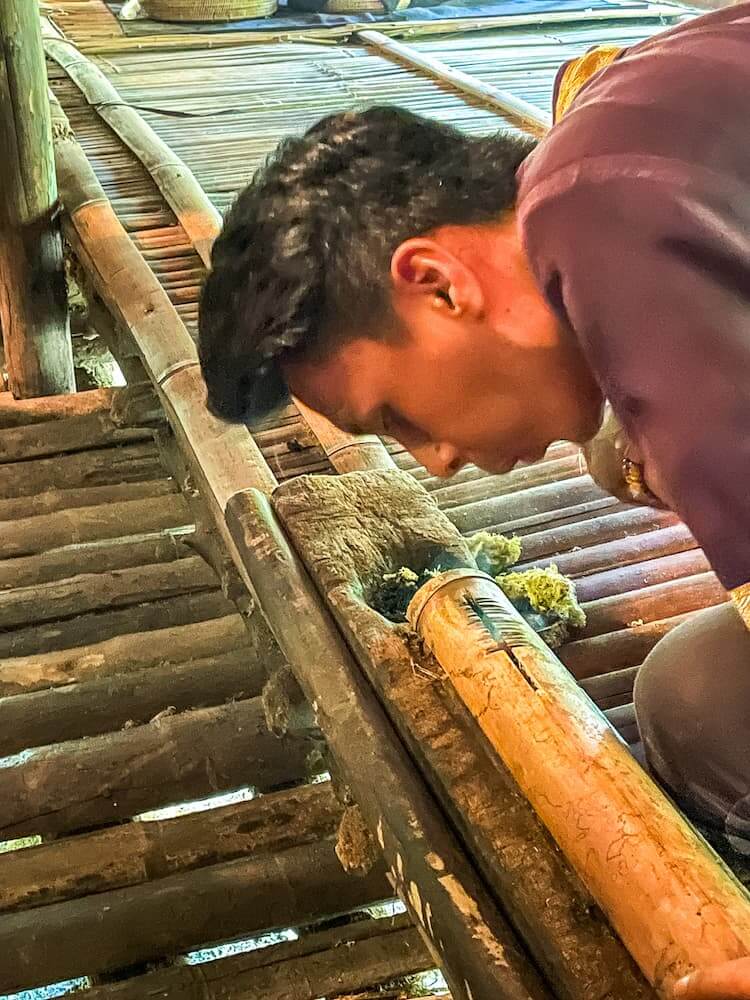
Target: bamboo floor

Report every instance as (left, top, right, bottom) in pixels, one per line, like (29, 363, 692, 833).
(0, 392, 432, 996)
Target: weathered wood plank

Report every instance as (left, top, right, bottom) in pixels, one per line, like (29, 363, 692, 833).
(0, 698, 317, 839)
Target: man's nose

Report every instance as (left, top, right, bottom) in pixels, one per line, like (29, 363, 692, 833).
(415, 443, 466, 479)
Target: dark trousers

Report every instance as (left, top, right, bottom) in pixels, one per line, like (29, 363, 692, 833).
(635, 602, 750, 852)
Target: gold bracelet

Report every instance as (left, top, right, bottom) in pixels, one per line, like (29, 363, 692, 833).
(731, 582, 750, 631)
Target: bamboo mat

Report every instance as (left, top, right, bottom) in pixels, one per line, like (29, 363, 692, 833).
(47, 10, 723, 748)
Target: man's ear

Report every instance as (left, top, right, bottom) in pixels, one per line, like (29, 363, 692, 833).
(390, 238, 484, 318)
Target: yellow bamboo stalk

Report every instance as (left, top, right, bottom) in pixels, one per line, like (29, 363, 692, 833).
(407, 568, 750, 996)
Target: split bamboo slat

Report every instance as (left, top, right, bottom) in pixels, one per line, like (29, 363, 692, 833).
(408, 570, 750, 996)
(49, 86, 543, 1000)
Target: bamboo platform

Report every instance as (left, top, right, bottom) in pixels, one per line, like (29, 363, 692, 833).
(2, 1, 745, 997)
(0, 387, 435, 997)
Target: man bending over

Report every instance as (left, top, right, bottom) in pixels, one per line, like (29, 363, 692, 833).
(199, 6, 750, 995)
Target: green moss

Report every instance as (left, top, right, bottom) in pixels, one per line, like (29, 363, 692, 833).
(497, 565, 586, 629)
(370, 536, 585, 650)
(373, 567, 434, 623)
(467, 531, 522, 575)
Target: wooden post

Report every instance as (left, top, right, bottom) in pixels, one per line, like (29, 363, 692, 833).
(407, 569, 750, 996)
(0, 1, 75, 398)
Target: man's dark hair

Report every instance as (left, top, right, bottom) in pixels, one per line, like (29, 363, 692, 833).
(199, 106, 535, 422)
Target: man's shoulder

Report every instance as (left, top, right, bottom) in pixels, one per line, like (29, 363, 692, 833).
(518, 5, 750, 215)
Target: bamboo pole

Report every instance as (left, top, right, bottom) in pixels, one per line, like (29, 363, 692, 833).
(357, 30, 551, 135)
(1, 781, 340, 913)
(0, 528, 190, 591)
(0, 409, 152, 462)
(0, 2, 75, 398)
(0, 646, 266, 756)
(0, 441, 165, 499)
(0, 555, 217, 630)
(0, 588, 234, 659)
(76, 911, 431, 1000)
(0, 837, 390, 994)
(407, 569, 750, 995)
(43, 20, 222, 269)
(0, 387, 113, 427)
(0, 613, 250, 696)
(0, 478, 177, 523)
(0, 493, 192, 559)
(273, 469, 655, 1000)
(0, 697, 315, 840)
(227, 489, 550, 1000)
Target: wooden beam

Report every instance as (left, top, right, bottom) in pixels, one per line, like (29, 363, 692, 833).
(0, 2, 75, 397)
(0, 837, 390, 993)
(0, 697, 316, 840)
(1, 781, 340, 913)
(408, 569, 750, 995)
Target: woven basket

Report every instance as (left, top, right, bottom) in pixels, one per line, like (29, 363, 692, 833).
(142, 0, 277, 20)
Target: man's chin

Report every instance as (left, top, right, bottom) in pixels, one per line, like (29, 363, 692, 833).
(472, 447, 548, 475)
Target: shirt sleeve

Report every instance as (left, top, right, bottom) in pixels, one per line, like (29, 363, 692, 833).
(521, 168, 750, 595)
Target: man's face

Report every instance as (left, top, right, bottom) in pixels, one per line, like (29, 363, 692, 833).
(284, 224, 603, 478)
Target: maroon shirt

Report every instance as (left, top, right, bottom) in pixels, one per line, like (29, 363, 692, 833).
(517, 3, 750, 591)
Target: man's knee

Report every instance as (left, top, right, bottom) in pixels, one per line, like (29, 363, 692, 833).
(634, 601, 750, 828)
